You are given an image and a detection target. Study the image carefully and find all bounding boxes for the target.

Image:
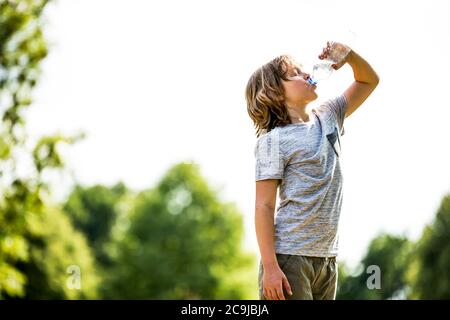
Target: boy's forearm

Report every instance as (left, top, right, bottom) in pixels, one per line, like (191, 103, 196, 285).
(346, 50, 380, 85)
(255, 206, 278, 269)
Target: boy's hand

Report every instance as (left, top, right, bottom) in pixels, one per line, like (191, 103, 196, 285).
(318, 41, 352, 71)
(262, 265, 293, 300)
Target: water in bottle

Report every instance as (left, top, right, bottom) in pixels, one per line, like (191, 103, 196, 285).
(307, 41, 351, 86)
(307, 61, 335, 85)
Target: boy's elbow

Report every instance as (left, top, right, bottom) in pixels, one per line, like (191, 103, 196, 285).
(255, 203, 275, 213)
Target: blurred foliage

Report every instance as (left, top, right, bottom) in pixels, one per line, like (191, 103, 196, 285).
(63, 182, 127, 267)
(0, 0, 49, 298)
(0, 0, 98, 299)
(16, 207, 99, 299)
(100, 163, 257, 299)
(337, 194, 450, 300)
(0, 0, 48, 133)
(0, 2, 257, 298)
(407, 194, 450, 299)
(336, 234, 413, 299)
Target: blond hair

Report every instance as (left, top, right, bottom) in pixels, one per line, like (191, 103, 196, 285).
(245, 54, 298, 138)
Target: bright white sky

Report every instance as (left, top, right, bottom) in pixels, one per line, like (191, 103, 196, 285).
(25, 0, 450, 268)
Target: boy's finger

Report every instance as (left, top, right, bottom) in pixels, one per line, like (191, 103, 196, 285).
(276, 285, 285, 300)
(267, 287, 275, 300)
(267, 288, 275, 300)
(277, 288, 286, 300)
(270, 288, 278, 300)
(283, 277, 293, 296)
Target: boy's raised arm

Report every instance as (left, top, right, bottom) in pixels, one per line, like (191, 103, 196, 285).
(342, 50, 380, 118)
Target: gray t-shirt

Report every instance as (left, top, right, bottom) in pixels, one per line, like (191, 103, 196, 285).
(254, 95, 348, 257)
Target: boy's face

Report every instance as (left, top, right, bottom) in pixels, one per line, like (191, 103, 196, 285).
(281, 63, 318, 104)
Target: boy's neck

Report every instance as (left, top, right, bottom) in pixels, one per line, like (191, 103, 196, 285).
(287, 102, 311, 124)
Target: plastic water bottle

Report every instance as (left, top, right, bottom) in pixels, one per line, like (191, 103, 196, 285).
(307, 41, 351, 86)
(307, 61, 335, 85)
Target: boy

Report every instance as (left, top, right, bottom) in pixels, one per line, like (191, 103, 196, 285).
(245, 42, 379, 300)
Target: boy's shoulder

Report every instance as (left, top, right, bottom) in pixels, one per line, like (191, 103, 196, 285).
(257, 126, 282, 142)
(254, 127, 283, 155)
(312, 97, 336, 114)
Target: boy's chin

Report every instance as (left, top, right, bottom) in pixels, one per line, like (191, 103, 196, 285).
(309, 93, 318, 101)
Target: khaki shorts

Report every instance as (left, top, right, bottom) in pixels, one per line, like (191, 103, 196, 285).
(258, 253, 338, 300)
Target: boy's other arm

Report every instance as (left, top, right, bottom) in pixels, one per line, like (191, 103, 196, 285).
(255, 179, 293, 300)
(342, 50, 380, 118)
(255, 179, 279, 269)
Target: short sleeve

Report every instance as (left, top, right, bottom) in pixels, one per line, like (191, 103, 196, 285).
(318, 95, 348, 136)
(254, 129, 285, 181)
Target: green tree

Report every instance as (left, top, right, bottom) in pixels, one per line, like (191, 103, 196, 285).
(16, 207, 99, 299)
(102, 162, 257, 299)
(63, 182, 127, 266)
(0, 0, 98, 299)
(1, 0, 50, 298)
(407, 194, 450, 299)
(337, 234, 413, 299)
